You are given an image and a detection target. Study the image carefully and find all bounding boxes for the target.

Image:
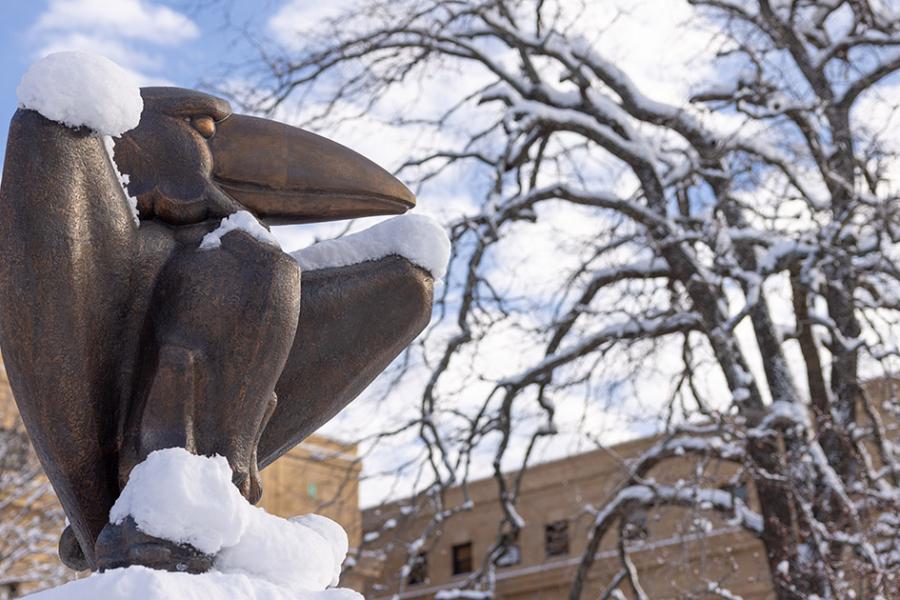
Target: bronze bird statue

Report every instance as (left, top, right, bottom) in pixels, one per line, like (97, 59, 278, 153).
(0, 86, 438, 572)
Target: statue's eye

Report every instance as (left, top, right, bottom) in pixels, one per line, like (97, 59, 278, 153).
(190, 116, 216, 138)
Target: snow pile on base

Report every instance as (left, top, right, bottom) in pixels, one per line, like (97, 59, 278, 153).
(217, 513, 348, 590)
(292, 214, 450, 278)
(201, 211, 282, 250)
(25, 567, 360, 600)
(109, 450, 247, 554)
(28, 449, 359, 600)
(17, 52, 143, 137)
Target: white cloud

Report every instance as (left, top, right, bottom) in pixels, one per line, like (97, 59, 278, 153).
(34, 0, 199, 46)
(36, 33, 161, 71)
(27, 0, 199, 85)
(570, 0, 719, 105)
(267, 0, 358, 50)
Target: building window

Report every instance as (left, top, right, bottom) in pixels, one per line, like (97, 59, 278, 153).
(0, 584, 20, 600)
(0, 584, 19, 600)
(496, 543, 521, 567)
(545, 520, 569, 557)
(407, 552, 427, 585)
(452, 542, 473, 575)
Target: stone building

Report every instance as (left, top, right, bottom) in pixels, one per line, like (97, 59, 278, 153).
(357, 438, 774, 600)
(356, 378, 900, 599)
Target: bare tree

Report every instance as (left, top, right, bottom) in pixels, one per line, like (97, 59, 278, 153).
(0, 417, 70, 597)
(219, 1, 900, 598)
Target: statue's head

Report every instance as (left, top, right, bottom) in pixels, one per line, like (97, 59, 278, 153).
(112, 87, 416, 225)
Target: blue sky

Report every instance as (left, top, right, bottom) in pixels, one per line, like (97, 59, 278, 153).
(0, 4, 40, 156)
(0, 0, 289, 170)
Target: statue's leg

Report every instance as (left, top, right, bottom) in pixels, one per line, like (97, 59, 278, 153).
(97, 230, 300, 571)
(55, 221, 179, 571)
(124, 229, 300, 495)
(259, 255, 434, 467)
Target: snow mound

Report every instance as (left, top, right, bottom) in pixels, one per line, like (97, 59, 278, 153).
(201, 211, 282, 250)
(47, 448, 357, 599)
(17, 52, 143, 137)
(217, 512, 348, 590)
(109, 450, 248, 555)
(23, 566, 362, 600)
(292, 214, 450, 278)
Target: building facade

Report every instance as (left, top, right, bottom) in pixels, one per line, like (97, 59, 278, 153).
(357, 438, 775, 600)
(356, 378, 900, 599)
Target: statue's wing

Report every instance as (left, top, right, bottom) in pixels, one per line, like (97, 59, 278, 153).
(259, 255, 434, 467)
(0, 110, 147, 568)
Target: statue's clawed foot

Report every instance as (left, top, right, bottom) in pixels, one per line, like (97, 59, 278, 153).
(94, 517, 213, 574)
(59, 525, 89, 571)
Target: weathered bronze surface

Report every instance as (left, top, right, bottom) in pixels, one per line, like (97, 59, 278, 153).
(0, 88, 434, 572)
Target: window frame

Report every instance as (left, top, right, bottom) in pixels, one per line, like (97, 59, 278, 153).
(451, 541, 474, 575)
(544, 519, 570, 557)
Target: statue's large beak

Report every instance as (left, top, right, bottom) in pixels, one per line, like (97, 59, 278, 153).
(209, 114, 415, 224)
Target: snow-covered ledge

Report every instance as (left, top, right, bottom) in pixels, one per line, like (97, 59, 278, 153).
(292, 214, 451, 279)
(26, 449, 360, 600)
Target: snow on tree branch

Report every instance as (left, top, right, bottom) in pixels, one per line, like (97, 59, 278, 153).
(220, 0, 900, 597)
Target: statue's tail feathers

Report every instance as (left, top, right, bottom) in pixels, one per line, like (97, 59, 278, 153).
(0, 109, 140, 567)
